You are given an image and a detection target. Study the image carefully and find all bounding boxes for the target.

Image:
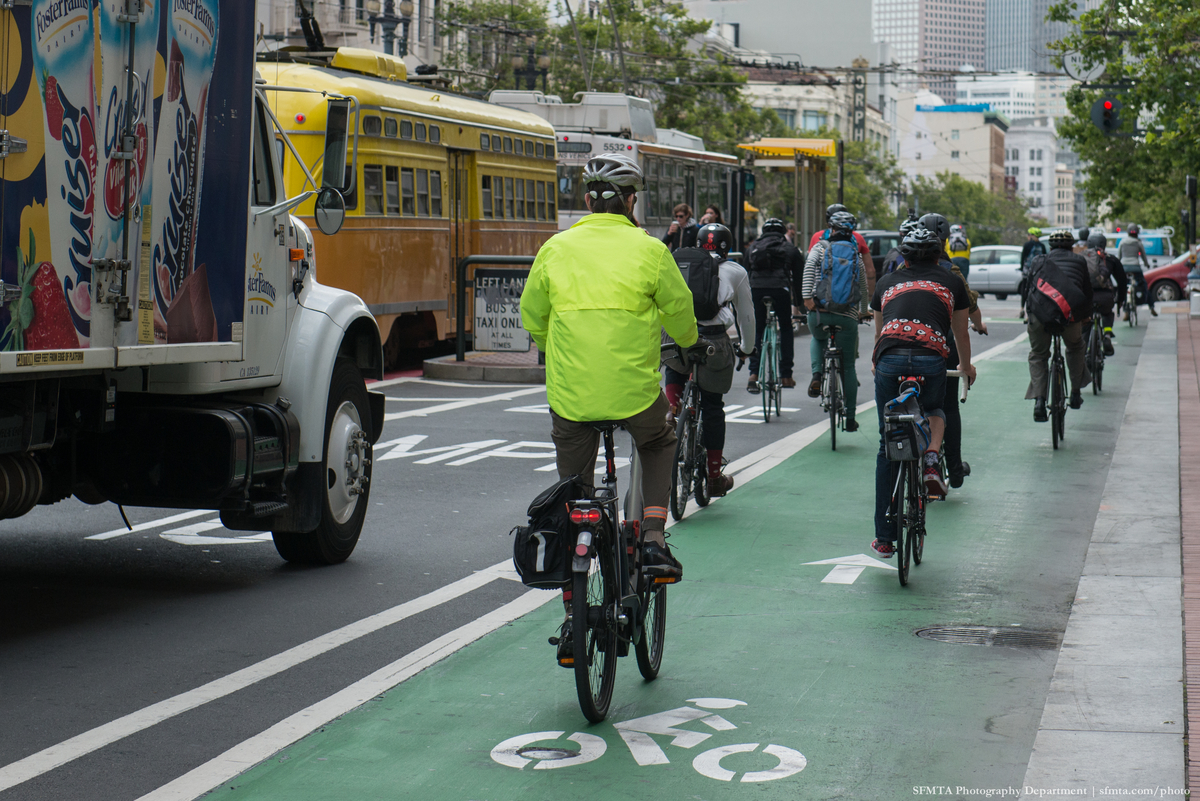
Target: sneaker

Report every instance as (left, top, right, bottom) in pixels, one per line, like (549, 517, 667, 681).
(948, 460, 970, 489)
(1103, 335, 1115, 356)
(922, 454, 948, 498)
(1070, 390, 1084, 409)
(1150, 307, 1159, 317)
(808, 373, 822, 398)
(642, 541, 683, 580)
(746, 374, 760, 394)
(781, 376, 796, 389)
(709, 473, 734, 497)
(871, 539, 896, 558)
(1033, 397, 1048, 422)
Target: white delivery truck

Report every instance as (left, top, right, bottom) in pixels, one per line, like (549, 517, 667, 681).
(0, 1, 383, 564)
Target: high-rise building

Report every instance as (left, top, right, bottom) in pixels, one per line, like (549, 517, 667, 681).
(874, 0, 986, 103)
(985, 0, 1071, 73)
(954, 72, 1077, 120)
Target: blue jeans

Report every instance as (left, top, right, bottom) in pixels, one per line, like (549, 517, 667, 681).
(874, 351, 946, 542)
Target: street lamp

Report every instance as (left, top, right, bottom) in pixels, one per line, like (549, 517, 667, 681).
(369, 0, 414, 57)
(513, 44, 551, 92)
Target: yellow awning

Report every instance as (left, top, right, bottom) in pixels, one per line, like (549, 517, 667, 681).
(738, 138, 838, 158)
(744, 200, 759, 213)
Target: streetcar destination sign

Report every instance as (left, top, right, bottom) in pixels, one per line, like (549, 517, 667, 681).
(474, 268, 531, 352)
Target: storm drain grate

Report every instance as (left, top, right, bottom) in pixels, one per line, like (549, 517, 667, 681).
(915, 626, 1062, 650)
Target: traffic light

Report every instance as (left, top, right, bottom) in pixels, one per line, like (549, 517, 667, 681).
(1090, 98, 1122, 133)
(743, 171, 756, 198)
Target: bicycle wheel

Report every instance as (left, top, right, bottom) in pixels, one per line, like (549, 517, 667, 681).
(911, 473, 926, 565)
(829, 370, 840, 451)
(668, 408, 692, 522)
(761, 333, 776, 422)
(572, 536, 618, 723)
(1050, 358, 1065, 449)
(692, 415, 711, 507)
(1055, 360, 1068, 443)
(895, 464, 911, 587)
(634, 578, 667, 680)
(1090, 328, 1104, 395)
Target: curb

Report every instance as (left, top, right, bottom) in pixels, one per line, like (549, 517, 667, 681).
(421, 355, 545, 384)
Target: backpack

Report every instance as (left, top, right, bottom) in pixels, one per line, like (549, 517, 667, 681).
(1085, 248, 1113, 291)
(813, 239, 862, 314)
(1026, 257, 1087, 334)
(673, 247, 722, 320)
(511, 475, 588, 589)
(948, 232, 969, 253)
(881, 247, 905, 275)
(748, 236, 790, 278)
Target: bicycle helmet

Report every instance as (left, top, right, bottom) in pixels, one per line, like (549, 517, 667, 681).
(1028, 227, 1042, 236)
(919, 212, 950, 242)
(897, 226, 942, 263)
(949, 223, 965, 236)
(580, 153, 644, 192)
(1048, 229, 1076, 248)
(829, 211, 857, 232)
(761, 217, 787, 236)
(1087, 231, 1108, 249)
(1127, 224, 1140, 236)
(899, 217, 922, 235)
(825, 203, 848, 221)
(1077, 227, 1090, 243)
(697, 223, 733, 257)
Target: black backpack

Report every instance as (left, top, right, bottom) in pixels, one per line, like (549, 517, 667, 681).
(1027, 256, 1087, 334)
(673, 247, 722, 320)
(511, 475, 587, 589)
(1084, 249, 1113, 291)
(748, 237, 789, 278)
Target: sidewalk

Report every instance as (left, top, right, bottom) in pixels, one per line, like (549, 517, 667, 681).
(187, 316, 1185, 800)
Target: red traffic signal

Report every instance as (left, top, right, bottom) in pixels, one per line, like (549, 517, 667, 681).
(1103, 101, 1113, 110)
(1090, 97, 1123, 133)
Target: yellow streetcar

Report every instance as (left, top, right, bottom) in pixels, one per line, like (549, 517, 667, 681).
(258, 48, 558, 362)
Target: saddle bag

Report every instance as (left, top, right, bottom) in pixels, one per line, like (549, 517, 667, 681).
(883, 394, 930, 462)
(511, 475, 587, 589)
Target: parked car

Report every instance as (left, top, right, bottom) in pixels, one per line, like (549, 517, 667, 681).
(1143, 251, 1194, 302)
(966, 245, 1024, 299)
(859, 229, 902, 265)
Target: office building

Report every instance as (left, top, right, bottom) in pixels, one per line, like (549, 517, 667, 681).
(874, 0, 986, 103)
(985, 0, 1071, 74)
(897, 91, 1007, 193)
(954, 72, 1076, 120)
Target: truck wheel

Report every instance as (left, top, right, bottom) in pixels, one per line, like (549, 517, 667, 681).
(273, 358, 373, 565)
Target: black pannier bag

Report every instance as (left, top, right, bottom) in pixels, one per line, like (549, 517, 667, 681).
(511, 474, 588, 589)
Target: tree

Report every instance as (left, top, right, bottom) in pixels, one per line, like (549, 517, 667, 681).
(1047, 0, 1200, 227)
(909, 172, 1039, 246)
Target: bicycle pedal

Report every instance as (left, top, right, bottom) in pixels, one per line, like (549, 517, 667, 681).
(548, 636, 560, 646)
(558, 657, 574, 667)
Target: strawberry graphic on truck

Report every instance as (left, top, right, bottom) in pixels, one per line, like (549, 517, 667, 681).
(1, 231, 82, 351)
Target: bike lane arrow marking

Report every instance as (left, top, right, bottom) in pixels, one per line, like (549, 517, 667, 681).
(613, 704, 741, 766)
(803, 554, 897, 584)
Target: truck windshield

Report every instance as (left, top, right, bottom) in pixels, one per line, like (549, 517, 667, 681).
(557, 165, 585, 213)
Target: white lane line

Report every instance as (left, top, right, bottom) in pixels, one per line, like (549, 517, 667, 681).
(136, 590, 555, 801)
(0, 560, 515, 794)
(383, 386, 544, 422)
(161, 519, 225, 537)
(385, 397, 487, 402)
(86, 510, 214, 542)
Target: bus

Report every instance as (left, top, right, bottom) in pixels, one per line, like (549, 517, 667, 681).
(257, 48, 559, 362)
(490, 91, 741, 243)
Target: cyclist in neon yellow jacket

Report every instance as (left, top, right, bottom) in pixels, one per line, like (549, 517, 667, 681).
(521, 153, 698, 580)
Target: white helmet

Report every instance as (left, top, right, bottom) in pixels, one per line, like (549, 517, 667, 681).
(581, 153, 643, 192)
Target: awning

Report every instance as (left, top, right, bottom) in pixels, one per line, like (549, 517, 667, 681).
(738, 138, 838, 158)
(744, 200, 759, 214)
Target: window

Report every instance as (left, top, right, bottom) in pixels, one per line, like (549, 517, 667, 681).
(401, 167, 414, 215)
(364, 164, 384, 214)
(802, 110, 826, 131)
(430, 126, 440, 144)
(415, 122, 426, 142)
(951, 150, 960, 160)
(1037, 149, 1043, 160)
(503, 137, 513, 153)
(482, 176, 493, 218)
(1029, 149, 1036, 160)
(525, 140, 534, 156)
(526, 179, 536, 219)
(493, 175, 504, 218)
(547, 181, 555, 217)
(416, 169, 429, 216)
(545, 142, 555, 158)
(480, 133, 490, 150)
(951, 129, 959, 140)
(385, 165, 400, 215)
(251, 99, 277, 207)
(430, 170, 442, 217)
(363, 116, 382, 136)
(492, 135, 502, 151)
(536, 142, 544, 157)
(400, 120, 413, 139)
(384, 118, 398, 137)
(1029, 181, 1036, 191)
(916, 152, 922, 160)
(504, 177, 514, 217)
(514, 178, 525, 219)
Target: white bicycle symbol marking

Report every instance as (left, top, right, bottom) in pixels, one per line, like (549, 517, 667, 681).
(489, 697, 807, 783)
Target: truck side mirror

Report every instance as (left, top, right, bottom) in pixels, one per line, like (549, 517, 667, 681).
(315, 187, 345, 236)
(323, 99, 351, 192)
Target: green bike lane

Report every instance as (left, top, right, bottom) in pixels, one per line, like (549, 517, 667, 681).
(199, 330, 1143, 801)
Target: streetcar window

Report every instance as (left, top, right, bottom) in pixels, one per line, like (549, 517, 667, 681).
(526, 179, 536, 219)
(503, 137, 512, 154)
(546, 181, 555, 218)
(416, 122, 427, 142)
(491, 135, 501, 151)
(385, 166, 400, 215)
(416, 169, 430, 216)
(493, 175, 505, 218)
(546, 142, 555, 158)
(482, 176, 493, 218)
(430, 170, 443, 216)
(401, 168, 415, 215)
(514, 179, 525, 220)
(430, 125, 441, 144)
(525, 140, 534, 156)
(364, 165, 384, 215)
(401, 120, 413, 139)
(363, 115, 382, 136)
(480, 133, 490, 150)
(537, 180, 546, 220)
(536, 142, 544, 158)
(384, 118, 397, 137)
(504, 177, 514, 217)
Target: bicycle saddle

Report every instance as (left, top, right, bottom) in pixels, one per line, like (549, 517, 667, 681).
(898, 376, 925, 394)
(586, 420, 626, 432)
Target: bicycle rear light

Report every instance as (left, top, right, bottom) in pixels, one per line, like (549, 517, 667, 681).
(569, 508, 602, 525)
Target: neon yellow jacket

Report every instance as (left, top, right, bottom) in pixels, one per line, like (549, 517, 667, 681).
(521, 213, 699, 421)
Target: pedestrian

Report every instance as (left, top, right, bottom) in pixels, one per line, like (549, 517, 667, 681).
(664, 203, 700, 252)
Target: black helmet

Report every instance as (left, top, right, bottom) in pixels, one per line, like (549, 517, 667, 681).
(1127, 224, 1140, 236)
(1077, 227, 1090, 242)
(829, 211, 857, 232)
(825, 203, 848, 221)
(697, 223, 733, 257)
(898, 226, 942, 263)
(1048, 229, 1076, 248)
(919, 212, 950, 242)
(761, 218, 787, 236)
(1086, 231, 1108, 249)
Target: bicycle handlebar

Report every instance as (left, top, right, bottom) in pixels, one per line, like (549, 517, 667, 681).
(946, 369, 970, 403)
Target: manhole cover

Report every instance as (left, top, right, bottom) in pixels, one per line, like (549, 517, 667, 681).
(915, 626, 1061, 650)
(516, 747, 580, 761)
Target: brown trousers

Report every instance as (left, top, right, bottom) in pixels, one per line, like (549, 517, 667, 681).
(550, 392, 675, 533)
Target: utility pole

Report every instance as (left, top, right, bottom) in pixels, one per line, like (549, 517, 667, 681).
(606, 0, 631, 95)
(562, 0, 592, 93)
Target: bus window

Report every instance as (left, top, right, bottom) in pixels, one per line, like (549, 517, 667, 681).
(537, 181, 547, 220)
(401, 168, 415, 215)
(401, 120, 413, 140)
(384, 118, 397, 137)
(480, 133, 490, 150)
(505, 177, 514, 217)
(416, 122, 426, 142)
(385, 166, 400, 215)
(526, 179, 536, 219)
(557, 165, 583, 213)
(482, 176, 493, 218)
(430, 171, 443, 216)
(364, 165, 384, 214)
(416, 169, 430, 216)
(363, 116, 382, 136)
(514, 179, 525, 219)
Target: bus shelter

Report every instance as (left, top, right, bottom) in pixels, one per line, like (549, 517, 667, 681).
(738, 138, 839, 246)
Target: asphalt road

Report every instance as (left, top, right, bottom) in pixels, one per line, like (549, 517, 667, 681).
(0, 298, 1026, 801)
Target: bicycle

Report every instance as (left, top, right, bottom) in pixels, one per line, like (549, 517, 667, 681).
(758, 297, 783, 422)
(882, 377, 933, 587)
(1085, 316, 1105, 395)
(1048, 332, 1068, 450)
(561, 424, 675, 722)
(934, 369, 970, 497)
(817, 322, 847, 450)
(1126, 281, 1139, 327)
(667, 345, 713, 521)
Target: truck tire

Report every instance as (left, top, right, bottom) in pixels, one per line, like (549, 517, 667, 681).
(273, 358, 373, 564)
